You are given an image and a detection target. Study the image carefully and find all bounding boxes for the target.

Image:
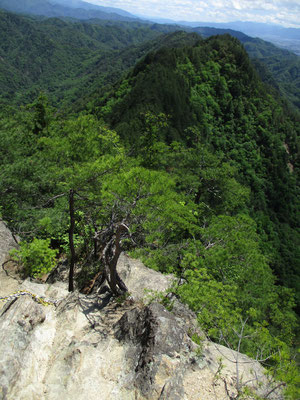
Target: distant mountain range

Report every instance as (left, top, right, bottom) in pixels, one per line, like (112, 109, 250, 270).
(50, 0, 135, 18)
(0, 0, 299, 110)
(1, 0, 299, 55)
(177, 20, 300, 56)
(178, 20, 300, 39)
(0, 0, 139, 21)
(148, 18, 300, 55)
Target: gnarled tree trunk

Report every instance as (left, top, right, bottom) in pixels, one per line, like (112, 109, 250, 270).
(82, 223, 129, 296)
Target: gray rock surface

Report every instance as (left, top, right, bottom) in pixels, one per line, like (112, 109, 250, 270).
(0, 296, 47, 399)
(0, 221, 20, 307)
(0, 227, 283, 400)
(117, 253, 175, 300)
(115, 302, 189, 399)
(0, 220, 18, 267)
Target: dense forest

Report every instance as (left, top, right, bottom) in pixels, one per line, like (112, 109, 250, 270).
(1, 10, 300, 112)
(0, 8, 299, 398)
(0, 10, 172, 106)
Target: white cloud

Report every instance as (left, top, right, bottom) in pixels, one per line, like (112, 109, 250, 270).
(88, 0, 300, 27)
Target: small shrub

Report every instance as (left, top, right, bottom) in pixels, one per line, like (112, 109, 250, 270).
(189, 331, 205, 356)
(144, 289, 174, 311)
(10, 238, 58, 278)
(115, 291, 131, 305)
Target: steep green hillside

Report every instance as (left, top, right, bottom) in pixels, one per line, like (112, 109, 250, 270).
(243, 38, 300, 110)
(74, 30, 201, 112)
(1, 8, 299, 116)
(0, 11, 189, 108)
(0, 32, 299, 396)
(97, 34, 300, 306)
(0, 11, 166, 105)
(193, 27, 300, 111)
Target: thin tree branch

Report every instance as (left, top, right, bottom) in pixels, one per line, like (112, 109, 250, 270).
(264, 382, 286, 398)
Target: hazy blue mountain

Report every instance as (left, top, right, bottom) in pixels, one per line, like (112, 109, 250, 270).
(179, 20, 299, 38)
(140, 16, 300, 55)
(177, 20, 300, 55)
(50, 0, 135, 18)
(0, 0, 139, 21)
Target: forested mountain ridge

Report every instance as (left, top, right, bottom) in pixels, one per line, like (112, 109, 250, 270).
(96, 34, 300, 309)
(242, 38, 300, 110)
(1, 8, 299, 114)
(0, 10, 168, 105)
(0, 11, 299, 397)
(192, 27, 300, 111)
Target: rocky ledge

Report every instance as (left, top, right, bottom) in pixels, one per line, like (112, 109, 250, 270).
(0, 222, 282, 399)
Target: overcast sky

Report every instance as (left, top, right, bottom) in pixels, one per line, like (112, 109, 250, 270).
(88, 0, 300, 27)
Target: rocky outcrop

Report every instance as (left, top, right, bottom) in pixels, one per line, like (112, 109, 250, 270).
(117, 253, 175, 300)
(0, 221, 20, 304)
(115, 302, 191, 399)
(0, 220, 18, 267)
(0, 231, 283, 399)
(0, 284, 282, 400)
